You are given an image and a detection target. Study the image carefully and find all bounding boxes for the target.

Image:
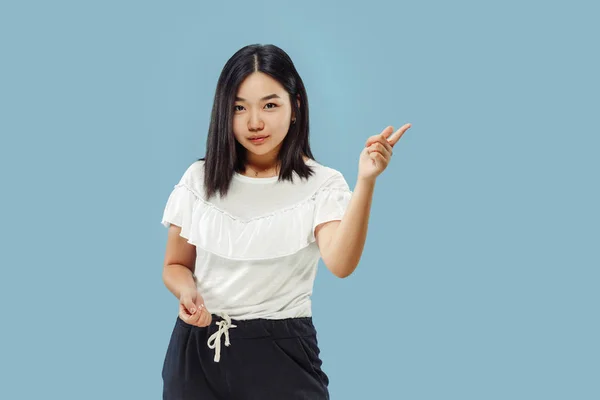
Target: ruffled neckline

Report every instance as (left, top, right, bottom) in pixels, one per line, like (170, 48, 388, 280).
(233, 158, 317, 184)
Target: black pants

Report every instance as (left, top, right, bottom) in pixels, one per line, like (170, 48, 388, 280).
(162, 314, 330, 399)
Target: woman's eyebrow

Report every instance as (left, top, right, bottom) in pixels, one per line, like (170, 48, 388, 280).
(235, 94, 281, 102)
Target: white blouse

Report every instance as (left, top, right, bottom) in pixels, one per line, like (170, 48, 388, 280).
(161, 158, 353, 320)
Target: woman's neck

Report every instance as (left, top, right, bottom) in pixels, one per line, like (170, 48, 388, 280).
(246, 154, 279, 172)
(242, 154, 309, 177)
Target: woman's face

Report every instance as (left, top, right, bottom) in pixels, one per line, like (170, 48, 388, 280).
(232, 72, 294, 160)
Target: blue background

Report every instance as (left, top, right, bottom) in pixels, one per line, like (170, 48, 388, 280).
(1, 1, 598, 399)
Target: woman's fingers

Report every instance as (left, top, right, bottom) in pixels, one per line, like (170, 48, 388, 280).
(179, 300, 212, 327)
(198, 310, 212, 327)
(365, 133, 394, 151)
(387, 123, 411, 146)
(179, 302, 199, 323)
(180, 291, 197, 314)
(190, 304, 213, 327)
(367, 141, 392, 158)
(379, 125, 394, 138)
(366, 123, 411, 148)
(179, 301, 192, 317)
(190, 305, 206, 325)
(365, 126, 393, 147)
(369, 149, 390, 166)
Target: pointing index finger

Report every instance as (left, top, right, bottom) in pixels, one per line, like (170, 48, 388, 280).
(388, 123, 411, 146)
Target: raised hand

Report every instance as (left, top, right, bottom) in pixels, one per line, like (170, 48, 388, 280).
(358, 123, 411, 181)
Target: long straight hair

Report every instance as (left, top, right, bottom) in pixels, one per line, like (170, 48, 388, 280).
(200, 44, 315, 200)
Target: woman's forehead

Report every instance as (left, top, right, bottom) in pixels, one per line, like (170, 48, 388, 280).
(236, 72, 287, 101)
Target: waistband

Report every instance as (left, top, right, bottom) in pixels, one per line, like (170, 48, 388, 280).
(176, 313, 316, 340)
(176, 312, 317, 362)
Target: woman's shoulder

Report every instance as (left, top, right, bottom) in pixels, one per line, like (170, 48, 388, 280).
(305, 158, 350, 191)
(306, 158, 345, 179)
(173, 159, 206, 198)
(184, 159, 206, 178)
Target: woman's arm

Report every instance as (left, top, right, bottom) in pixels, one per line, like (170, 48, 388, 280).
(162, 225, 197, 298)
(316, 123, 411, 278)
(315, 177, 375, 278)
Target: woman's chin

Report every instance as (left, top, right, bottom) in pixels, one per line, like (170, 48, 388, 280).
(244, 145, 271, 155)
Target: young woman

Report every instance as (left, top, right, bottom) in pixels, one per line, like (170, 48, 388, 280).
(160, 44, 411, 399)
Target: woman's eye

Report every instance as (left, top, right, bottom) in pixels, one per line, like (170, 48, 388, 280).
(234, 103, 277, 112)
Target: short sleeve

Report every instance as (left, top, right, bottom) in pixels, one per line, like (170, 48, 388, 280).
(312, 172, 353, 234)
(160, 163, 199, 239)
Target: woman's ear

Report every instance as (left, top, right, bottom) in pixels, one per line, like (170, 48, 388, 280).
(292, 95, 301, 121)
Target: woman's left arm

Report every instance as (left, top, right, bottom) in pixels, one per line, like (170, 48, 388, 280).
(316, 123, 411, 278)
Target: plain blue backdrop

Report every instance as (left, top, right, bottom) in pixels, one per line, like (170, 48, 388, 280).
(1, 1, 598, 399)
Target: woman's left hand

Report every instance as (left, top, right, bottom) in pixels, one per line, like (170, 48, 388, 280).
(358, 123, 411, 181)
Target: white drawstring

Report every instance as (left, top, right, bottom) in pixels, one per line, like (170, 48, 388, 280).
(207, 313, 237, 362)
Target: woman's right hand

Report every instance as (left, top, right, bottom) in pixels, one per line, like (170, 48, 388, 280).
(179, 289, 213, 327)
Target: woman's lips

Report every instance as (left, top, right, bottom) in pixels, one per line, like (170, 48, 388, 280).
(248, 135, 269, 144)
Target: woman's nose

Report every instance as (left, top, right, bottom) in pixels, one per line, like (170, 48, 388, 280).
(248, 112, 264, 131)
